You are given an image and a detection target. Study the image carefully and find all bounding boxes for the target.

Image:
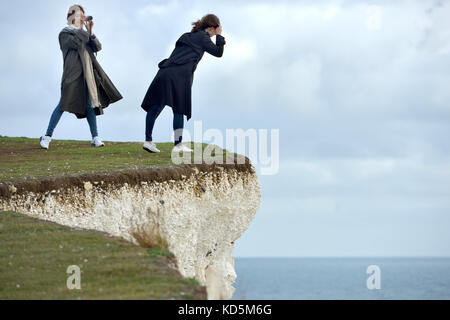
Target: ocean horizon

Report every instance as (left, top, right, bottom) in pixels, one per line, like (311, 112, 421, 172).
(232, 257, 450, 300)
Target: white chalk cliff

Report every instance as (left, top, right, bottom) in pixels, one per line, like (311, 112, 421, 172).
(0, 164, 261, 300)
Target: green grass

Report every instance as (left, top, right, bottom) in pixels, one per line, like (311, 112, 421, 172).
(0, 136, 242, 182)
(0, 211, 206, 300)
(147, 248, 175, 258)
(0, 136, 241, 299)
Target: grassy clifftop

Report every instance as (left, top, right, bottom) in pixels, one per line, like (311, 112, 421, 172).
(0, 136, 244, 182)
(0, 136, 249, 299)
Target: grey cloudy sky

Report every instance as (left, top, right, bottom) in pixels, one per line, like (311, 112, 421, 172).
(1, 0, 450, 257)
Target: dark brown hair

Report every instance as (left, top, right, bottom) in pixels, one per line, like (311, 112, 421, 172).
(67, 5, 85, 24)
(191, 14, 220, 32)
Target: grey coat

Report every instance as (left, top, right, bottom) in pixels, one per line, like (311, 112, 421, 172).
(59, 28, 122, 119)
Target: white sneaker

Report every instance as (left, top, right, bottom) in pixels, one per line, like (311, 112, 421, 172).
(172, 143, 193, 153)
(143, 141, 161, 153)
(91, 136, 105, 147)
(40, 135, 51, 149)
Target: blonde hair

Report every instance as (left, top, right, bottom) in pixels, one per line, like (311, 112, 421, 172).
(67, 4, 85, 25)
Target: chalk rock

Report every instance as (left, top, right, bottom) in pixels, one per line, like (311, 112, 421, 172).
(0, 166, 261, 300)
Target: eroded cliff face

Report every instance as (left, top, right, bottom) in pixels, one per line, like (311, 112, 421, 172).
(0, 162, 261, 300)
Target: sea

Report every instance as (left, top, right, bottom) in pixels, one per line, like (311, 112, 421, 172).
(231, 257, 450, 300)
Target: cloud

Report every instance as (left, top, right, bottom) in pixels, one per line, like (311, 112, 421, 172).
(1, 0, 450, 256)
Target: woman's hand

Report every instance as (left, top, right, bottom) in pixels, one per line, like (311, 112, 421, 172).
(215, 25, 222, 36)
(85, 20, 94, 35)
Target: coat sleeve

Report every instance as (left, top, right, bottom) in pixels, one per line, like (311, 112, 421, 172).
(88, 34, 102, 53)
(200, 33, 226, 57)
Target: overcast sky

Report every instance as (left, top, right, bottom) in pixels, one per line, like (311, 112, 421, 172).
(1, 0, 450, 257)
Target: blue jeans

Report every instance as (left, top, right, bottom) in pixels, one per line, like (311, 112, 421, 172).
(146, 105, 184, 146)
(46, 95, 98, 138)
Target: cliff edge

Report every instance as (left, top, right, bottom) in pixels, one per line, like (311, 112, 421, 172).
(0, 137, 261, 300)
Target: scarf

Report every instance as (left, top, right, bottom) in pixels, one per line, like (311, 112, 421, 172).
(66, 7, 101, 109)
(81, 39, 101, 109)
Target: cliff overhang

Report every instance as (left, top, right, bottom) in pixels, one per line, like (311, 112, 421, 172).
(0, 159, 261, 300)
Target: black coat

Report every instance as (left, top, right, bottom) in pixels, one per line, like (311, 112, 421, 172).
(59, 27, 123, 119)
(141, 30, 226, 120)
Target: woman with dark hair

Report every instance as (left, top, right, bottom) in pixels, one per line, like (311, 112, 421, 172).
(141, 14, 226, 153)
(39, 4, 122, 149)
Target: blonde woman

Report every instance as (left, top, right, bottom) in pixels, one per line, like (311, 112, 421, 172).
(40, 4, 122, 149)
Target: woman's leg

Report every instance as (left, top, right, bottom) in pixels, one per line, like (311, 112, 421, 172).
(173, 111, 184, 146)
(45, 100, 64, 137)
(85, 96, 98, 138)
(145, 104, 165, 142)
